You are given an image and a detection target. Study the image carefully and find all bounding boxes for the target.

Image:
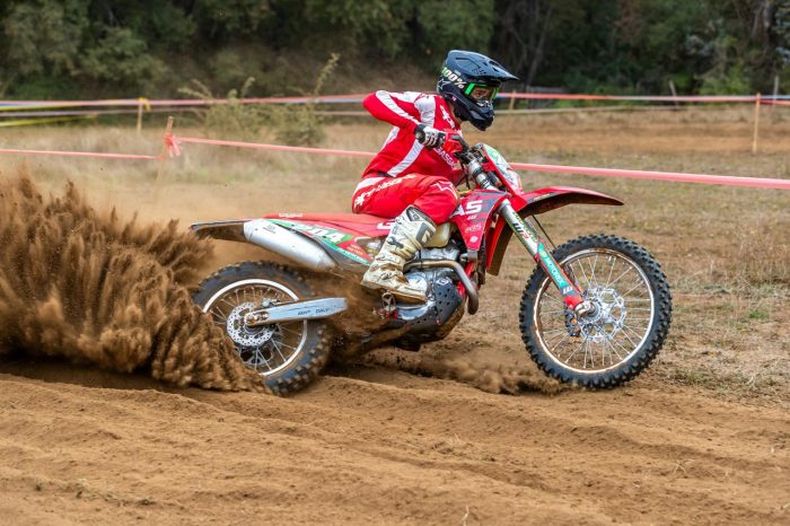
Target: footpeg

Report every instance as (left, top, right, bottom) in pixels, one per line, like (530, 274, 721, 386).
(375, 292, 398, 319)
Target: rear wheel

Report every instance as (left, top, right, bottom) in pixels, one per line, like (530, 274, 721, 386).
(520, 235, 671, 388)
(193, 261, 331, 395)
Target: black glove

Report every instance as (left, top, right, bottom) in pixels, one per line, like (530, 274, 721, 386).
(414, 124, 446, 149)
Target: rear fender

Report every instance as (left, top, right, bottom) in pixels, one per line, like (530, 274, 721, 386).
(191, 219, 247, 242)
(190, 219, 338, 272)
(486, 187, 623, 276)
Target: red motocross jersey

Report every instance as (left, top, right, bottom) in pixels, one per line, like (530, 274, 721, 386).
(361, 90, 463, 181)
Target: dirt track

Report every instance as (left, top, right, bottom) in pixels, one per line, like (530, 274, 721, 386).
(0, 109, 788, 524)
(0, 362, 787, 525)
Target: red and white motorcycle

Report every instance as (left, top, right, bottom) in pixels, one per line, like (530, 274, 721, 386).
(192, 135, 672, 394)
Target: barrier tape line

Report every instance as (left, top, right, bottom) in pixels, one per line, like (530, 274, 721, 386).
(0, 92, 787, 111)
(165, 134, 790, 191)
(0, 147, 160, 161)
(507, 162, 790, 190)
(0, 94, 371, 111)
(0, 115, 96, 127)
(0, 132, 786, 189)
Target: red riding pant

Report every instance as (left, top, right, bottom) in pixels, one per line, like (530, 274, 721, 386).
(351, 174, 459, 224)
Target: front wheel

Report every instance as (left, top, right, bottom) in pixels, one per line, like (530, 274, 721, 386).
(193, 261, 331, 395)
(520, 235, 672, 388)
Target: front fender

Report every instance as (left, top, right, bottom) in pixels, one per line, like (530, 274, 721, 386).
(486, 187, 623, 276)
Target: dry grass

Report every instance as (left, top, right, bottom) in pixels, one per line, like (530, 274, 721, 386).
(0, 106, 788, 403)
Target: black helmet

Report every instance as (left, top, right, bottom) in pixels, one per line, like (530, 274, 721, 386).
(436, 50, 518, 131)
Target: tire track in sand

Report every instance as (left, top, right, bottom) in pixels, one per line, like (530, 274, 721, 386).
(0, 363, 786, 525)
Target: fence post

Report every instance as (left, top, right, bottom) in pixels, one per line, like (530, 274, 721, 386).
(136, 97, 150, 135)
(770, 75, 779, 119)
(752, 93, 761, 155)
(668, 79, 679, 108)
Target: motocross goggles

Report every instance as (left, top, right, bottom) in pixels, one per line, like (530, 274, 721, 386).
(464, 83, 500, 102)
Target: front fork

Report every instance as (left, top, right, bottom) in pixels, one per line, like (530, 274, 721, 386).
(498, 200, 594, 316)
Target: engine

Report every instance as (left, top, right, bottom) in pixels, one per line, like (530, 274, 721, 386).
(394, 266, 465, 343)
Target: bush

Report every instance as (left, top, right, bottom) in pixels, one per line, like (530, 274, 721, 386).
(179, 77, 269, 139)
(269, 53, 340, 146)
(179, 53, 340, 146)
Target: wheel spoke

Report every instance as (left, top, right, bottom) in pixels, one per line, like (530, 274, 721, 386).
(588, 254, 599, 285)
(574, 260, 591, 287)
(204, 278, 309, 376)
(608, 266, 635, 288)
(605, 337, 624, 362)
(531, 245, 663, 376)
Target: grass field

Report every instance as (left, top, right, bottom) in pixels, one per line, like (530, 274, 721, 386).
(0, 106, 788, 524)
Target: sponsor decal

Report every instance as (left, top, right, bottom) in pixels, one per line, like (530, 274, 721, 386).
(441, 67, 467, 90)
(434, 146, 460, 169)
(270, 219, 370, 265)
(273, 221, 351, 244)
(451, 199, 484, 217)
(538, 244, 571, 291)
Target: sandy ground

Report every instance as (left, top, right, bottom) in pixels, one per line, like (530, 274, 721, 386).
(0, 107, 788, 524)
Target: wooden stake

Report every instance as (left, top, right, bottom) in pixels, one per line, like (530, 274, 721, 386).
(136, 97, 150, 135)
(157, 116, 174, 182)
(752, 93, 761, 155)
(508, 88, 517, 111)
(668, 79, 679, 107)
(770, 75, 779, 118)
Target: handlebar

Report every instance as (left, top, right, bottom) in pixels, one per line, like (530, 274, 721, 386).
(413, 127, 474, 163)
(449, 133, 470, 153)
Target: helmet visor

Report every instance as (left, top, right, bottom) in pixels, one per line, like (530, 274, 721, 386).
(464, 83, 499, 102)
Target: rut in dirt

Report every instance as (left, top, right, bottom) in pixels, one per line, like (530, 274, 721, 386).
(363, 351, 568, 395)
(0, 174, 261, 391)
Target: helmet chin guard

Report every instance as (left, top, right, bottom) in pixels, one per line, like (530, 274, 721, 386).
(437, 50, 518, 131)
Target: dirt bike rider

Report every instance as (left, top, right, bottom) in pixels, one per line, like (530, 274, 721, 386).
(352, 50, 518, 302)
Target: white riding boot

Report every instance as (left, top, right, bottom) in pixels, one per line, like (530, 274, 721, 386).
(361, 206, 436, 303)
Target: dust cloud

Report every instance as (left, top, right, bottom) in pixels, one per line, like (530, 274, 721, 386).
(0, 173, 261, 391)
(365, 351, 568, 395)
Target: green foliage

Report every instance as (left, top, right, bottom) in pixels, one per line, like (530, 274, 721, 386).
(179, 54, 340, 145)
(417, 0, 494, 56)
(79, 27, 166, 86)
(269, 53, 340, 146)
(179, 78, 269, 138)
(2, 0, 87, 76)
(301, 0, 411, 57)
(0, 0, 785, 98)
(700, 63, 752, 95)
(193, 0, 270, 38)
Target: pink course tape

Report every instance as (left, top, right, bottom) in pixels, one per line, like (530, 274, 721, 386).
(0, 147, 158, 160)
(170, 136, 375, 159)
(169, 135, 790, 191)
(508, 162, 790, 190)
(0, 134, 786, 190)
